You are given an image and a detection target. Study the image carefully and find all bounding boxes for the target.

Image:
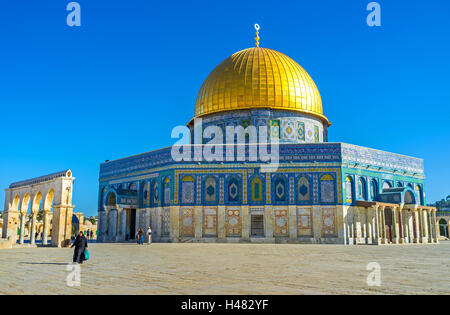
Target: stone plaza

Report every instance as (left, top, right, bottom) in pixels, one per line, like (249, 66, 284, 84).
(0, 242, 448, 295)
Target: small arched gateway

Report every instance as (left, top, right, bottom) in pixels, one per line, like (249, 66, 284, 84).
(438, 218, 448, 238)
(2, 170, 75, 247)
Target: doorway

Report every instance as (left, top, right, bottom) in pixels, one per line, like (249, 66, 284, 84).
(384, 208, 393, 243)
(129, 209, 136, 240)
(439, 219, 448, 238)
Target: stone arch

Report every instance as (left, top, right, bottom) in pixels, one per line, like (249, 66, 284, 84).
(44, 188, 55, 210)
(382, 181, 392, 191)
(105, 190, 117, 206)
(2, 170, 75, 247)
(21, 193, 31, 213)
(11, 194, 20, 210)
(404, 190, 416, 204)
(32, 191, 42, 214)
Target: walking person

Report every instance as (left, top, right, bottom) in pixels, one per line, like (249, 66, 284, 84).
(135, 230, 139, 244)
(138, 228, 144, 245)
(86, 230, 90, 239)
(147, 226, 152, 245)
(71, 231, 88, 264)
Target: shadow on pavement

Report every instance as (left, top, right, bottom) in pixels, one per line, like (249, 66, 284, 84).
(19, 262, 69, 266)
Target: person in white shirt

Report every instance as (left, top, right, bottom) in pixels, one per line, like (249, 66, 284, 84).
(147, 227, 152, 245)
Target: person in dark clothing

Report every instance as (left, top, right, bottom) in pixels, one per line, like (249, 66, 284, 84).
(71, 231, 88, 264)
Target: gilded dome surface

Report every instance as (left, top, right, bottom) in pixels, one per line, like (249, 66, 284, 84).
(194, 47, 329, 124)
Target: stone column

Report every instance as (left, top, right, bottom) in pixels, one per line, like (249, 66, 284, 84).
(108, 209, 118, 241)
(2, 210, 20, 243)
(402, 210, 409, 243)
(380, 206, 387, 244)
(373, 206, 380, 245)
(119, 208, 127, 241)
(422, 209, 429, 243)
(30, 212, 37, 245)
(97, 210, 107, 242)
(366, 208, 372, 245)
(427, 210, 433, 243)
(288, 205, 297, 242)
(19, 212, 26, 244)
(398, 207, 404, 244)
(432, 210, 439, 243)
(42, 210, 50, 245)
(241, 205, 250, 241)
(392, 207, 399, 244)
(413, 210, 420, 243)
(52, 204, 74, 247)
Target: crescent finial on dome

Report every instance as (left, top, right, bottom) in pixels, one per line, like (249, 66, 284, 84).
(254, 24, 260, 47)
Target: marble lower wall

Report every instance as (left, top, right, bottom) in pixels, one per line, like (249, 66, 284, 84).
(125, 205, 346, 244)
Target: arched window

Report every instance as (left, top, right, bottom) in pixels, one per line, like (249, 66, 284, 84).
(204, 177, 217, 203)
(345, 176, 353, 203)
(251, 177, 263, 202)
(181, 176, 195, 204)
(163, 177, 171, 205)
(142, 182, 149, 207)
(370, 179, 378, 201)
(273, 176, 287, 203)
(404, 190, 415, 204)
(298, 176, 310, 202)
(397, 182, 403, 187)
(106, 192, 116, 206)
(320, 174, 335, 203)
(129, 182, 137, 190)
(227, 177, 240, 203)
(382, 181, 392, 191)
(357, 178, 366, 200)
(415, 185, 423, 205)
(152, 180, 159, 205)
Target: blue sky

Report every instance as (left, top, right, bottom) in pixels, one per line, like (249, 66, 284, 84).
(0, 0, 449, 216)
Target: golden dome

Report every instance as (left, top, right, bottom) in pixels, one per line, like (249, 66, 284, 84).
(194, 47, 329, 125)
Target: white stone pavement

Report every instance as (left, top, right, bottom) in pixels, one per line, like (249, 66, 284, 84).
(0, 242, 449, 294)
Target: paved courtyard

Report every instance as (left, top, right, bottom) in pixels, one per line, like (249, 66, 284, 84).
(0, 242, 449, 294)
